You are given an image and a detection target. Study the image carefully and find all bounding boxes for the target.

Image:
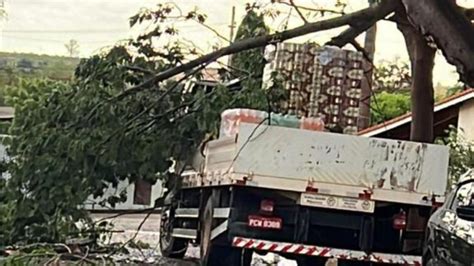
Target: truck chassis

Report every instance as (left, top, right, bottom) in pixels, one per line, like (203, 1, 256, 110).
(160, 184, 431, 266)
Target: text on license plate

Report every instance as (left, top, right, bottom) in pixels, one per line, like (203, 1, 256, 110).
(248, 215, 282, 230)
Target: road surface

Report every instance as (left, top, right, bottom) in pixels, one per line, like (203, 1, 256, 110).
(90, 213, 298, 265)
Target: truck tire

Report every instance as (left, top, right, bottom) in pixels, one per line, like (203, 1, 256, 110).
(200, 196, 252, 266)
(159, 205, 188, 259)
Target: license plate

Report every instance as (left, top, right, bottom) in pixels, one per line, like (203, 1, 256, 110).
(300, 193, 375, 213)
(248, 215, 282, 230)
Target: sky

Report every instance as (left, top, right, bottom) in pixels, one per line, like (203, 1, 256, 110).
(1, 0, 473, 86)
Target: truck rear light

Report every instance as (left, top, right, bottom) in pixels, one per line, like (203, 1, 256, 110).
(393, 210, 407, 230)
(260, 199, 274, 214)
(305, 186, 319, 193)
(430, 196, 443, 208)
(235, 180, 246, 186)
(358, 190, 372, 200)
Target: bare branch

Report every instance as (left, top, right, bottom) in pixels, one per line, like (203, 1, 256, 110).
(289, 0, 308, 23)
(116, 0, 397, 99)
(275, 1, 345, 15)
(349, 40, 372, 64)
(194, 20, 231, 42)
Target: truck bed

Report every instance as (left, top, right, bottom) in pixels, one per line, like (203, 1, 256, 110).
(185, 123, 449, 206)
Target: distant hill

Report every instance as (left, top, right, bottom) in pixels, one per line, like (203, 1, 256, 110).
(0, 52, 81, 106)
(0, 52, 81, 87)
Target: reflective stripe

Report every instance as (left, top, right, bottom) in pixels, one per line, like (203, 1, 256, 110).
(232, 237, 422, 265)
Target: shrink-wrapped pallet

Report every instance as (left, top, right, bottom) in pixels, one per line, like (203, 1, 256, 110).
(219, 108, 324, 137)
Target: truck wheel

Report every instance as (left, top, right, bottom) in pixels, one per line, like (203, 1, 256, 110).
(200, 197, 252, 266)
(159, 206, 188, 259)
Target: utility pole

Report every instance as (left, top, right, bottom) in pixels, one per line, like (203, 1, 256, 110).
(229, 6, 236, 44)
(227, 6, 236, 66)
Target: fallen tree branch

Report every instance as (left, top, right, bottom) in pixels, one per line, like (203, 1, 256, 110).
(115, 0, 397, 99)
(107, 209, 154, 257)
(4, 243, 72, 254)
(327, 0, 400, 47)
(402, 0, 474, 86)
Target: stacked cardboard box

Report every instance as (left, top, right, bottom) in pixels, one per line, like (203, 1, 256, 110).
(263, 43, 364, 134)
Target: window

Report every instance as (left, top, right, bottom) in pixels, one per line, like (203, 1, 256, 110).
(133, 178, 152, 205)
(451, 181, 474, 210)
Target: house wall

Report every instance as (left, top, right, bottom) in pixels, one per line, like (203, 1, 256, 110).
(458, 98, 474, 142)
(84, 180, 163, 211)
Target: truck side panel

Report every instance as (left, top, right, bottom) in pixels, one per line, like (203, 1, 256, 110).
(232, 123, 448, 196)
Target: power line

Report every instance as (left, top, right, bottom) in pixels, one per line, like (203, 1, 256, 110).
(2, 22, 230, 34)
(1, 34, 118, 44)
(3, 29, 127, 34)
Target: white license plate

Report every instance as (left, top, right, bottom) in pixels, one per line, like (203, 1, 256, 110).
(248, 215, 282, 229)
(300, 193, 375, 213)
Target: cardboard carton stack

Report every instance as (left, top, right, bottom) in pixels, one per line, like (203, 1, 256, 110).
(263, 43, 364, 134)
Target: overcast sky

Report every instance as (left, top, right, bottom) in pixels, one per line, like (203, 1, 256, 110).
(1, 0, 473, 86)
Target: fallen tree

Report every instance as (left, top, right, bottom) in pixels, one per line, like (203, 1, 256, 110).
(1, 0, 473, 249)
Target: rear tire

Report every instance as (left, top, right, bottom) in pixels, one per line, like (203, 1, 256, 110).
(200, 196, 252, 266)
(159, 205, 188, 259)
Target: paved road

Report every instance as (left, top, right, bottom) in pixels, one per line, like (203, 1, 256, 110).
(90, 213, 298, 266)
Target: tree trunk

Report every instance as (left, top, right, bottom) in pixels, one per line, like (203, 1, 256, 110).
(396, 10, 436, 143)
(410, 40, 435, 143)
(401, 0, 474, 87)
(358, 0, 378, 130)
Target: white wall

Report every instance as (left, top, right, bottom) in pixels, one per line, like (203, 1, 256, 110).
(458, 98, 474, 142)
(0, 136, 164, 211)
(84, 179, 163, 211)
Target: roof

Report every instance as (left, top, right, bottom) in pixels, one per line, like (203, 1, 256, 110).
(201, 68, 221, 81)
(359, 88, 474, 137)
(175, 67, 222, 82)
